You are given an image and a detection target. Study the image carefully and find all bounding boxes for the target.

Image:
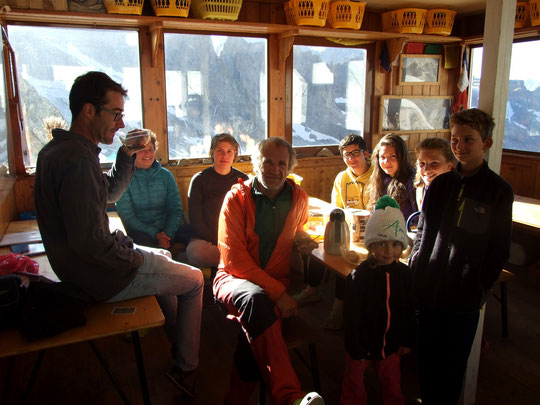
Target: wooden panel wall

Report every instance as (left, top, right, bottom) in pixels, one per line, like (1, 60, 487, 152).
(500, 152, 540, 199)
(370, 42, 457, 156)
(0, 177, 18, 238)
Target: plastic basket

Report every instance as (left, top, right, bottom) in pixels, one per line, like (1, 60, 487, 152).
(381, 8, 426, 34)
(191, 0, 242, 20)
(151, 0, 190, 17)
(287, 0, 329, 27)
(326, 1, 366, 30)
(532, 0, 540, 26)
(515, 2, 529, 28)
(424, 9, 456, 35)
(103, 0, 144, 15)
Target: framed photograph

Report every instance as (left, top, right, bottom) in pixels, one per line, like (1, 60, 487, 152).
(379, 95, 452, 133)
(399, 54, 441, 85)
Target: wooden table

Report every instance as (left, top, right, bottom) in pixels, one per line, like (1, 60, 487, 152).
(513, 195, 540, 233)
(0, 212, 125, 282)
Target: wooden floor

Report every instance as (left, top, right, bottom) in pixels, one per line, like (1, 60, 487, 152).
(1, 263, 540, 405)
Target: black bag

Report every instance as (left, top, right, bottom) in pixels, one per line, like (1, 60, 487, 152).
(0, 274, 23, 331)
(18, 281, 87, 340)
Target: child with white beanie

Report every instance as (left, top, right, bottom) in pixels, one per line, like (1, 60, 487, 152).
(340, 195, 415, 405)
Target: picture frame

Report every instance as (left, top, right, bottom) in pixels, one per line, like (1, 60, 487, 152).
(379, 95, 452, 133)
(398, 54, 441, 85)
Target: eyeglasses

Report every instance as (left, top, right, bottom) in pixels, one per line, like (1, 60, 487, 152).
(342, 149, 363, 160)
(100, 106, 125, 122)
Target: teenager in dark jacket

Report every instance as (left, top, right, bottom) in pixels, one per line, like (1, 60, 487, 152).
(341, 196, 415, 405)
(409, 108, 514, 405)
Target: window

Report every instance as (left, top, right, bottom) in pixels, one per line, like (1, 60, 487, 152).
(164, 33, 267, 159)
(470, 40, 540, 153)
(8, 25, 143, 166)
(0, 47, 8, 174)
(292, 45, 367, 147)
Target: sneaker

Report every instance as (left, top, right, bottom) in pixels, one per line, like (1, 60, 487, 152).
(323, 307, 343, 331)
(293, 392, 324, 405)
(165, 365, 196, 398)
(292, 289, 321, 307)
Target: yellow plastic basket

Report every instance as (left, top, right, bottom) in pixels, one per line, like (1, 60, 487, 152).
(103, 0, 144, 15)
(381, 8, 426, 34)
(151, 0, 190, 17)
(287, 0, 329, 27)
(191, 0, 242, 21)
(515, 2, 529, 28)
(326, 1, 366, 30)
(424, 9, 456, 36)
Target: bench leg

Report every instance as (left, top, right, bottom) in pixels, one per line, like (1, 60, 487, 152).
(21, 350, 46, 405)
(131, 331, 151, 405)
(2, 356, 15, 404)
(500, 281, 509, 338)
(88, 341, 131, 405)
(308, 343, 321, 392)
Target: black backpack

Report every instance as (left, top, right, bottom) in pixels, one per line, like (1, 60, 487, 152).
(0, 274, 23, 331)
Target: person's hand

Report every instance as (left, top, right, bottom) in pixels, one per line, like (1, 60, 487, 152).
(276, 292, 298, 318)
(397, 346, 411, 356)
(156, 231, 171, 249)
(294, 230, 319, 255)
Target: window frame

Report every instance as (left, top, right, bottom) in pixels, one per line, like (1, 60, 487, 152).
(162, 28, 270, 163)
(286, 36, 374, 157)
(469, 37, 540, 158)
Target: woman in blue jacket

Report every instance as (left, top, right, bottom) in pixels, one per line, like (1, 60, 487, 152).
(116, 130, 192, 249)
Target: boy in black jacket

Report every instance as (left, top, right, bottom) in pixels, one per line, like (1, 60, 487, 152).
(409, 108, 514, 405)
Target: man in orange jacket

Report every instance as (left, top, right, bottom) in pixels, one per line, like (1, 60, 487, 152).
(213, 137, 323, 405)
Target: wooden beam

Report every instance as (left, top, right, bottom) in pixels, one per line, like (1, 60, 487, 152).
(477, 0, 516, 174)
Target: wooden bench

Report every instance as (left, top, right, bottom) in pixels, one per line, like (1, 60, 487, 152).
(0, 295, 165, 404)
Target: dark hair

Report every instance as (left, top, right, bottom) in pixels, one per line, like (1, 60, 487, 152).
(252, 137, 297, 173)
(368, 134, 414, 209)
(414, 137, 456, 186)
(69, 71, 127, 119)
(450, 108, 495, 141)
(209, 133, 240, 162)
(338, 134, 368, 154)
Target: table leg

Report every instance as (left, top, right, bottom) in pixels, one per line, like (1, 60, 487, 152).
(131, 331, 151, 405)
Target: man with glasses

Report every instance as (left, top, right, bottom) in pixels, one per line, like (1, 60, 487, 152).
(294, 134, 373, 330)
(34, 71, 203, 398)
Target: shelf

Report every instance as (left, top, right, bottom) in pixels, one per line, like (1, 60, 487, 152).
(0, 9, 463, 43)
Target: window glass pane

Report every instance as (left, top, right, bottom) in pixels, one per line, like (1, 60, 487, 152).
(0, 50, 8, 174)
(164, 33, 267, 159)
(8, 25, 143, 166)
(470, 41, 540, 153)
(292, 45, 367, 147)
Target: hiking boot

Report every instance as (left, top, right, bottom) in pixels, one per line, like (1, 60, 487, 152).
(292, 289, 321, 307)
(293, 392, 324, 405)
(165, 365, 196, 398)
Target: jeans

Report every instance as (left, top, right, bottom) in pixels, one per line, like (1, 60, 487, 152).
(186, 238, 220, 268)
(107, 244, 204, 372)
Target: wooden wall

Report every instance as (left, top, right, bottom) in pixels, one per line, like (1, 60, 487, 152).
(371, 42, 456, 156)
(13, 156, 345, 216)
(501, 152, 540, 199)
(0, 177, 18, 238)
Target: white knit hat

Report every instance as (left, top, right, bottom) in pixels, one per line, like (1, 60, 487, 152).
(364, 196, 408, 250)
